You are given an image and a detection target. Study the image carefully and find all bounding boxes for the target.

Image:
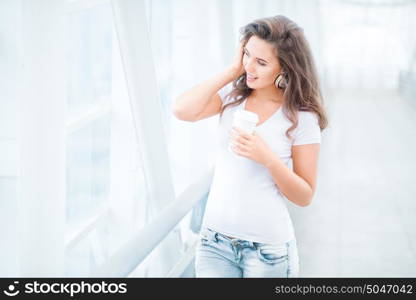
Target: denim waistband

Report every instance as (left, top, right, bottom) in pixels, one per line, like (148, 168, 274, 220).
(204, 227, 256, 249)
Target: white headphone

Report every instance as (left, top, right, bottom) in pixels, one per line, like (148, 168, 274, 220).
(274, 72, 287, 89)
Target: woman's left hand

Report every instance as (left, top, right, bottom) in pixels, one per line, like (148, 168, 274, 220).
(230, 126, 274, 166)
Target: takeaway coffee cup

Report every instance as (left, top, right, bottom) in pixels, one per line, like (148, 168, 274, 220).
(228, 109, 259, 153)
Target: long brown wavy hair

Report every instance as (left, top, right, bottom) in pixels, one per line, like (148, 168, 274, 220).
(220, 15, 328, 140)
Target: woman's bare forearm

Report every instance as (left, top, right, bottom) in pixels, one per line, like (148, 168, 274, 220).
(265, 153, 313, 207)
(172, 67, 238, 120)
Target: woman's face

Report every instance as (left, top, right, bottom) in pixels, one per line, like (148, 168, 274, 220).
(242, 35, 281, 90)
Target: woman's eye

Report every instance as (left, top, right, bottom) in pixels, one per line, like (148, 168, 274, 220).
(258, 62, 266, 66)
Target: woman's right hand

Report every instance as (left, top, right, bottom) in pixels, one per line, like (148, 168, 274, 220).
(229, 40, 246, 79)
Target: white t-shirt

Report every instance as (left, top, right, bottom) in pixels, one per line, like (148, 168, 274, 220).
(201, 83, 321, 244)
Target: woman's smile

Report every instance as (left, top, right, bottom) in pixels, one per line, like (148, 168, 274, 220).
(246, 73, 258, 82)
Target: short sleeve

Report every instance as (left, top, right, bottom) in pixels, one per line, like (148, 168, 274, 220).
(292, 111, 321, 145)
(217, 83, 233, 105)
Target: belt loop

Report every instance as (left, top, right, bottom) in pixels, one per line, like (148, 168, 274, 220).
(214, 232, 219, 242)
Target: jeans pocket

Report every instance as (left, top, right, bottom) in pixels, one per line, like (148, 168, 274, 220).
(256, 242, 288, 265)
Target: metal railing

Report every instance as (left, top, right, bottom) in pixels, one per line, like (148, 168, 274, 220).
(91, 167, 214, 277)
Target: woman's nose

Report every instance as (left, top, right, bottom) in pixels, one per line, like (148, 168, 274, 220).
(244, 59, 256, 73)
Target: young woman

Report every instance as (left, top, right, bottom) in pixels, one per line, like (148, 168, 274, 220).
(173, 15, 328, 277)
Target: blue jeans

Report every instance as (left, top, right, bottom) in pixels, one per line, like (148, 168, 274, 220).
(195, 227, 300, 278)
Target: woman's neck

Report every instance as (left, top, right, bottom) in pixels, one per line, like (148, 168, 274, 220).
(251, 85, 284, 103)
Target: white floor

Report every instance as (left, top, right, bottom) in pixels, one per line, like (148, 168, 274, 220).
(287, 88, 416, 277)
